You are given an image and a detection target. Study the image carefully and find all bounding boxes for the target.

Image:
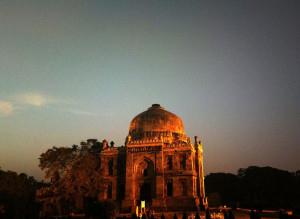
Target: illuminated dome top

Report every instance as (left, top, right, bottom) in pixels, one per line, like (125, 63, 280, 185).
(129, 104, 185, 135)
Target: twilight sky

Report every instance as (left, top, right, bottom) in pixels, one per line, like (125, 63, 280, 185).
(0, 1, 299, 180)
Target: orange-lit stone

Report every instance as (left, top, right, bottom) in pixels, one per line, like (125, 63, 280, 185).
(129, 104, 185, 136)
(99, 104, 207, 213)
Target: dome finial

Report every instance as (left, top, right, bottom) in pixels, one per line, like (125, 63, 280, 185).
(148, 104, 164, 110)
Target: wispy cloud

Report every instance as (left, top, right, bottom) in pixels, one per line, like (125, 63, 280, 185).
(1, 92, 100, 117)
(17, 93, 52, 106)
(0, 92, 63, 116)
(45, 106, 102, 116)
(0, 101, 13, 115)
(67, 109, 101, 116)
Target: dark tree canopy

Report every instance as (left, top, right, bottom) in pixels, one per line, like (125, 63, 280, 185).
(0, 167, 45, 219)
(205, 173, 239, 207)
(237, 166, 299, 210)
(205, 166, 300, 210)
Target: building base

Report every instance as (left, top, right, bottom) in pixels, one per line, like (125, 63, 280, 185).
(121, 197, 201, 214)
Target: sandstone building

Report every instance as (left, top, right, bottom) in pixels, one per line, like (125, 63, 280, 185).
(99, 104, 207, 212)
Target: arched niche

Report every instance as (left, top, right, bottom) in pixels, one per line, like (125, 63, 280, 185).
(133, 156, 154, 178)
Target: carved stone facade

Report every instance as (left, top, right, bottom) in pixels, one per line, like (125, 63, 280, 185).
(99, 104, 207, 212)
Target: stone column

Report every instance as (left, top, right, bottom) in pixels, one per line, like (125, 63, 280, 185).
(122, 152, 136, 212)
(152, 150, 166, 209)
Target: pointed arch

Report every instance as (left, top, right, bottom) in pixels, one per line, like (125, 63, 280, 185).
(133, 156, 154, 174)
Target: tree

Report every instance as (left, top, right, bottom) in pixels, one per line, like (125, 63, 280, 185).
(205, 173, 239, 206)
(0, 169, 44, 219)
(37, 139, 106, 216)
(207, 192, 222, 207)
(237, 166, 296, 209)
(206, 166, 300, 210)
(39, 146, 77, 182)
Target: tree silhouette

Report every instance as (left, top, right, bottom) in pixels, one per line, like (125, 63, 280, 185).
(205, 166, 300, 210)
(0, 168, 45, 219)
(205, 173, 238, 206)
(37, 139, 106, 216)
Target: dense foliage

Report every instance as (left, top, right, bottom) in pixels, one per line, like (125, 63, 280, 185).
(0, 168, 45, 219)
(37, 139, 110, 217)
(205, 166, 300, 210)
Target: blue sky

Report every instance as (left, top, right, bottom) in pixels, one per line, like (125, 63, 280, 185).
(0, 1, 299, 180)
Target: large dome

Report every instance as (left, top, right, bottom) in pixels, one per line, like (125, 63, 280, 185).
(129, 104, 185, 135)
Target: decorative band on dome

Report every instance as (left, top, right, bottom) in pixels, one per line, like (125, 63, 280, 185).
(148, 104, 165, 110)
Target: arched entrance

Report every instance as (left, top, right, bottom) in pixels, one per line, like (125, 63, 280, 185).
(134, 156, 155, 205)
(140, 183, 151, 203)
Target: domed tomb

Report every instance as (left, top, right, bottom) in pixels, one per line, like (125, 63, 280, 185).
(99, 103, 207, 211)
(129, 104, 185, 139)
